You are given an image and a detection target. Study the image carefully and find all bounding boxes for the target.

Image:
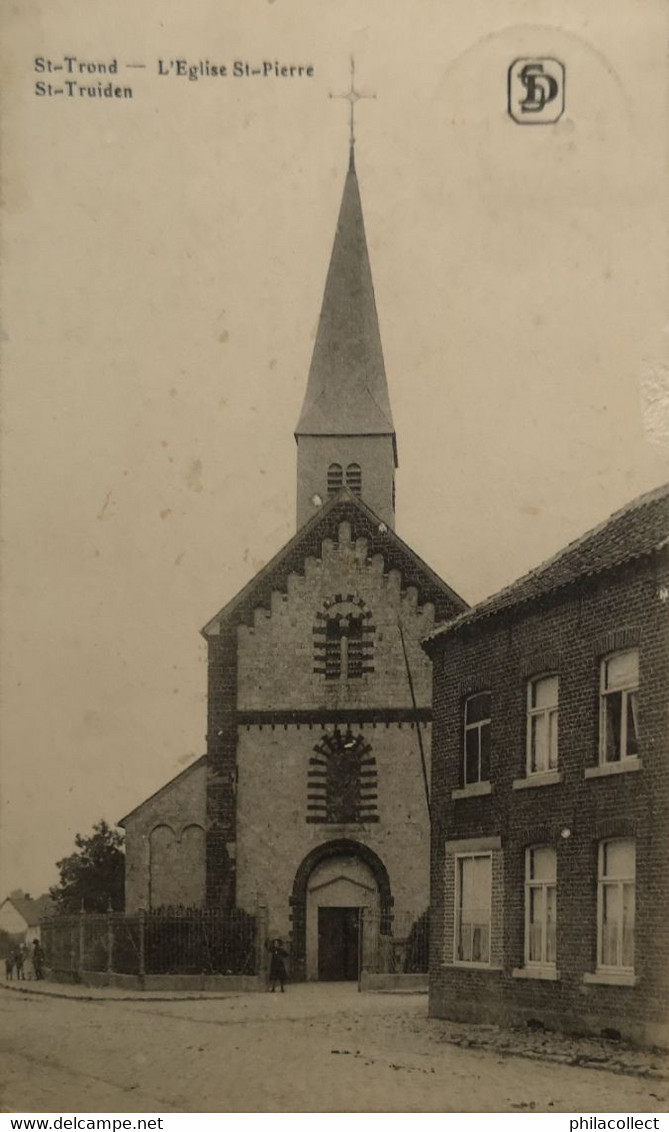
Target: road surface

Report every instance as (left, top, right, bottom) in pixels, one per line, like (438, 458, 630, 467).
(0, 984, 664, 1113)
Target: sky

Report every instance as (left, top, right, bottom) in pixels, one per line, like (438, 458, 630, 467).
(2, 0, 668, 897)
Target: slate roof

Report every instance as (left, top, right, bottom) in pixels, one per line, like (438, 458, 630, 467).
(202, 488, 468, 637)
(3, 892, 55, 926)
(295, 147, 397, 464)
(426, 482, 669, 644)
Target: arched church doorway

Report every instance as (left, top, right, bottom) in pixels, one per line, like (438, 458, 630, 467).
(289, 839, 392, 982)
(308, 856, 378, 980)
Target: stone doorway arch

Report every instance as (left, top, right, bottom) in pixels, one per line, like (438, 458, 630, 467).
(289, 839, 392, 981)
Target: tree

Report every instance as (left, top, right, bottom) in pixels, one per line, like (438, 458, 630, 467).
(50, 820, 125, 913)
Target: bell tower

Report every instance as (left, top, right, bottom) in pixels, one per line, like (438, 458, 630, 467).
(295, 68, 397, 530)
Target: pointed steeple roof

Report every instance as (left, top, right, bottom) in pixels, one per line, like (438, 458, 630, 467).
(296, 146, 397, 464)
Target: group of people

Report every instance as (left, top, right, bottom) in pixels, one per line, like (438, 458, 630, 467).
(4, 939, 45, 981)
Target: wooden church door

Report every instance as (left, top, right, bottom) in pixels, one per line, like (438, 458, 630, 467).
(317, 906, 360, 980)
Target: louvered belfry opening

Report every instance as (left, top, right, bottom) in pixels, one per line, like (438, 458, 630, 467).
(306, 730, 379, 824)
(327, 463, 344, 495)
(345, 463, 362, 496)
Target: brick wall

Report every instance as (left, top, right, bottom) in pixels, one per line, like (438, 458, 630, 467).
(428, 554, 669, 1045)
(205, 626, 239, 907)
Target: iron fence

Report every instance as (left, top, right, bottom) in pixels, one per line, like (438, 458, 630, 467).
(41, 907, 259, 978)
(361, 908, 429, 974)
(144, 908, 257, 975)
(112, 914, 142, 974)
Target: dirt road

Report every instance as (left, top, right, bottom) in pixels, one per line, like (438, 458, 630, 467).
(0, 984, 664, 1112)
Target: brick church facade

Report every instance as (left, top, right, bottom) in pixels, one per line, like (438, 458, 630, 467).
(119, 141, 466, 981)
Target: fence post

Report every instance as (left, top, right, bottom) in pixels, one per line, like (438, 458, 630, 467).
(255, 903, 268, 983)
(78, 902, 85, 982)
(138, 908, 146, 987)
(357, 907, 364, 993)
(106, 899, 114, 980)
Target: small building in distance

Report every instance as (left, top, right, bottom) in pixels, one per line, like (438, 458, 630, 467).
(0, 891, 54, 946)
(424, 484, 669, 1046)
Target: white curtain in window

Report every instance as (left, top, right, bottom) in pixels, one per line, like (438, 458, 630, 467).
(458, 855, 491, 963)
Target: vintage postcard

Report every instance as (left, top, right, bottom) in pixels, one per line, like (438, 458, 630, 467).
(1, 0, 668, 1117)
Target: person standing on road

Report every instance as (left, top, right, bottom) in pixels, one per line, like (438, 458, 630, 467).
(267, 938, 288, 993)
(32, 940, 45, 980)
(4, 952, 14, 981)
(13, 945, 25, 980)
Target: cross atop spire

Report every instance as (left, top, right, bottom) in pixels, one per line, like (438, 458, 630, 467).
(329, 57, 376, 164)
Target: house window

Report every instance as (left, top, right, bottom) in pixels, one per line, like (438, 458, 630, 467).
(526, 675, 558, 774)
(525, 847, 557, 968)
(463, 693, 491, 786)
(455, 854, 491, 964)
(598, 839, 635, 971)
(327, 463, 343, 495)
(600, 651, 639, 764)
(346, 463, 362, 496)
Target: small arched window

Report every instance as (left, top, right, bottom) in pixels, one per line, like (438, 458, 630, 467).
(313, 597, 375, 681)
(346, 463, 362, 496)
(324, 610, 364, 679)
(307, 730, 378, 824)
(327, 464, 343, 495)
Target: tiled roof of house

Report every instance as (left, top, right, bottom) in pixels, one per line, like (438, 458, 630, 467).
(3, 892, 55, 926)
(426, 482, 669, 644)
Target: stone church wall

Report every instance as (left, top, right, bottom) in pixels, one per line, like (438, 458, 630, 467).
(231, 520, 436, 956)
(236, 521, 435, 712)
(235, 721, 432, 941)
(123, 759, 207, 912)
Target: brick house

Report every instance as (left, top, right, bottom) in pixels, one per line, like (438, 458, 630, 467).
(424, 485, 669, 1045)
(119, 139, 467, 981)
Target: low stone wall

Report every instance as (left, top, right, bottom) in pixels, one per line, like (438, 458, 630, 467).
(54, 970, 264, 993)
(360, 972, 428, 993)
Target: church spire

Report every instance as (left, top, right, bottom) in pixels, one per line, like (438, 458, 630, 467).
(295, 71, 397, 531)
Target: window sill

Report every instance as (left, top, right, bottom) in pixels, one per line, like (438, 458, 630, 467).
(512, 966, 559, 981)
(583, 970, 638, 987)
(512, 770, 563, 791)
(451, 782, 492, 800)
(584, 757, 642, 779)
(447, 962, 502, 972)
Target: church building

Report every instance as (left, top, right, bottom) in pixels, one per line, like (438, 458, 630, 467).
(120, 135, 467, 981)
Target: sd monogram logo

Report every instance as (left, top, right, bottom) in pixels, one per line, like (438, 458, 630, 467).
(508, 58, 565, 124)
